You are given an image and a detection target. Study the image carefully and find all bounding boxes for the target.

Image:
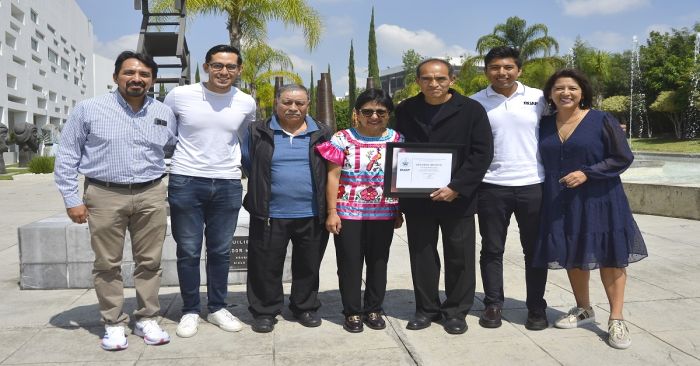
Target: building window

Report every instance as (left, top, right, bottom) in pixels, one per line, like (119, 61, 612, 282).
(48, 48, 58, 64)
(10, 22, 21, 33)
(60, 36, 67, 44)
(37, 97, 47, 109)
(31, 54, 41, 63)
(39, 69, 46, 77)
(79, 54, 86, 65)
(47, 24, 56, 34)
(49, 91, 57, 102)
(12, 55, 26, 66)
(5, 32, 17, 49)
(31, 37, 39, 52)
(35, 30, 45, 40)
(6, 74, 17, 89)
(51, 66, 57, 73)
(11, 4, 25, 23)
(30, 9, 38, 23)
(60, 58, 69, 71)
(74, 76, 79, 85)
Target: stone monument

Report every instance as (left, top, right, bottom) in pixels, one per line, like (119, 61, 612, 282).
(13, 122, 39, 167)
(0, 124, 8, 174)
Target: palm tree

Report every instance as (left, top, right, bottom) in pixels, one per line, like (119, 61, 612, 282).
(476, 16, 559, 61)
(154, 0, 323, 51)
(240, 42, 301, 100)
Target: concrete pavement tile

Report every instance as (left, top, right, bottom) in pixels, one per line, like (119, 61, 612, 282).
(654, 329, 700, 359)
(629, 261, 700, 298)
(539, 331, 700, 365)
(3, 326, 144, 364)
(411, 337, 558, 366)
(275, 347, 411, 366)
(136, 355, 272, 366)
(624, 299, 700, 332)
(0, 289, 86, 328)
(140, 321, 272, 359)
(4, 362, 136, 366)
(0, 329, 40, 362)
(273, 315, 398, 355)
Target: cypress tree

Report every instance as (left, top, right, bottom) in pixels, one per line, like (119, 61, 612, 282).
(367, 7, 381, 88)
(194, 63, 201, 83)
(309, 66, 316, 118)
(348, 39, 357, 114)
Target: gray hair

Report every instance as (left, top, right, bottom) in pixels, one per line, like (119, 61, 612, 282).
(276, 84, 310, 101)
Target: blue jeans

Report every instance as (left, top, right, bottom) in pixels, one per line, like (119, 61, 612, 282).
(168, 174, 242, 314)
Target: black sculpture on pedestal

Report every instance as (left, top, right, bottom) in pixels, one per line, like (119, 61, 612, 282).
(13, 122, 39, 167)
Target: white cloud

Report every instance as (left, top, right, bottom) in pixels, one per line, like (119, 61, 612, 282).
(326, 16, 354, 37)
(268, 34, 307, 50)
(93, 33, 140, 59)
(375, 24, 468, 63)
(588, 31, 630, 51)
(558, 0, 650, 16)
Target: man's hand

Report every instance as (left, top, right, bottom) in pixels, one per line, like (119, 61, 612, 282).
(430, 186, 459, 202)
(67, 204, 89, 224)
(558, 170, 588, 189)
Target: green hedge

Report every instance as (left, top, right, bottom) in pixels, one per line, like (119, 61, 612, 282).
(28, 156, 55, 174)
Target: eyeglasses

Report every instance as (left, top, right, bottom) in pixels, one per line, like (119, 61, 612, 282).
(208, 63, 239, 72)
(358, 108, 388, 117)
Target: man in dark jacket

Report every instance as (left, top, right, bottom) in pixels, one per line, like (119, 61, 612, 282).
(242, 84, 331, 333)
(394, 58, 493, 334)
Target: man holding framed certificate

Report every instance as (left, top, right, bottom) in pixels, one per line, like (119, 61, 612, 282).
(394, 58, 493, 334)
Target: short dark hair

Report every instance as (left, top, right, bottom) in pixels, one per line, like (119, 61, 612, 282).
(276, 84, 310, 101)
(354, 88, 394, 112)
(542, 68, 594, 110)
(114, 51, 158, 78)
(205, 44, 242, 65)
(484, 46, 522, 69)
(416, 58, 454, 78)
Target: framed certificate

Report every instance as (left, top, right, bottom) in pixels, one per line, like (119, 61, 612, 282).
(383, 142, 463, 197)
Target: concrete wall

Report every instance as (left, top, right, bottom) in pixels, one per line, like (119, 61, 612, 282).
(624, 182, 700, 221)
(18, 208, 292, 289)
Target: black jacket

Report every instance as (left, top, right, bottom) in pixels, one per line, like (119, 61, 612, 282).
(242, 117, 332, 222)
(394, 89, 493, 217)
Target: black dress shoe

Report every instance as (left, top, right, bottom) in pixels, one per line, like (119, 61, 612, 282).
(364, 311, 386, 330)
(294, 311, 322, 327)
(525, 308, 549, 331)
(252, 317, 277, 333)
(343, 315, 363, 333)
(479, 304, 502, 328)
(443, 317, 468, 334)
(406, 314, 441, 330)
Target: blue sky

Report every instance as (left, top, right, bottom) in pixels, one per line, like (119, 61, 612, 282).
(76, 0, 699, 95)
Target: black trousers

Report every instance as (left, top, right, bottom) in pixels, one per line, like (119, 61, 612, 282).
(247, 216, 329, 318)
(477, 182, 547, 311)
(334, 219, 395, 316)
(405, 214, 476, 319)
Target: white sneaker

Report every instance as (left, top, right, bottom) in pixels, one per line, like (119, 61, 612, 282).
(608, 319, 632, 349)
(554, 306, 596, 329)
(176, 313, 200, 338)
(101, 325, 128, 351)
(207, 309, 243, 332)
(134, 319, 170, 345)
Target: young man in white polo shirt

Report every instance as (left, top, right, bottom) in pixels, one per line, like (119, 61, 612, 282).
(470, 46, 548, 331)
(164, 44, 256, 338)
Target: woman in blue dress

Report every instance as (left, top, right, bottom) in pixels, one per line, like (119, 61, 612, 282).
(535, 69, 647, 349)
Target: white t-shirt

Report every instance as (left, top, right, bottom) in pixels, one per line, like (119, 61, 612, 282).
(470, 81, 545, 186)
(164, 82, 256, 179)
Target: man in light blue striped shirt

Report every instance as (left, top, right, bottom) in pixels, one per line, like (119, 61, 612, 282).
(54, 51, 175, 351)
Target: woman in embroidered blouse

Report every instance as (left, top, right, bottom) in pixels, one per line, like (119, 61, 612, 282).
(316, 89, 403, 333)
(535, 69, 647, 349)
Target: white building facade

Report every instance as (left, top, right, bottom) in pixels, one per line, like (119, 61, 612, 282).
(1, 0, 96, 162)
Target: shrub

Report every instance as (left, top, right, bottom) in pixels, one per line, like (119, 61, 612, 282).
(28, 156, 55, 174)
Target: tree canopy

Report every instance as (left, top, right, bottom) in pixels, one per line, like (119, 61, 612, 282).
(476, 16, 559, 61)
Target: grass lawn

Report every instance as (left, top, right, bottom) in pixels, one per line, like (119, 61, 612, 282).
(630, 138, 700, 154)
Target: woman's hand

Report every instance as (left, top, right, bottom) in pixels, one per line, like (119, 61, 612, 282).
(326, 212, 342, 235)
(559, 170, 588, 188)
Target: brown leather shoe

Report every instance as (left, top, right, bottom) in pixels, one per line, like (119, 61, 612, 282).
(479, 304, 502, 328)
(364, 311, 386, 330)
(343, 315, 363, 333)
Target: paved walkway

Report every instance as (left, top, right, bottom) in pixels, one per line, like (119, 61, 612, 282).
(1, 174, 699, 365)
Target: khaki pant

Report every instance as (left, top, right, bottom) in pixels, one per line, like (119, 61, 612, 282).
(84, 179, 168, 325)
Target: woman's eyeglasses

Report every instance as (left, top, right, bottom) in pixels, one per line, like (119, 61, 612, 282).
(358, 108, 388, 117)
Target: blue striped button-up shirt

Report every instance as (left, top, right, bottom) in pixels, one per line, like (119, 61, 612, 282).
(54, 91, 176, 208)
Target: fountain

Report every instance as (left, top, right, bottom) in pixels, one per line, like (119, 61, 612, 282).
(629, 36, 651, 140)
(565, 47, 575, 69)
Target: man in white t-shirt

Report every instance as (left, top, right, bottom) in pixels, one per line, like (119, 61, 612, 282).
(470, 46, 549, 331)
(164, 44, 256, 338)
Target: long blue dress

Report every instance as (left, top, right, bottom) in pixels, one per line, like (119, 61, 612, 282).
(534, 109, 647, 270)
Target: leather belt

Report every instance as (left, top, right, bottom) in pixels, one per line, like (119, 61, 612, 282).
(87, 175, 165, 189)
